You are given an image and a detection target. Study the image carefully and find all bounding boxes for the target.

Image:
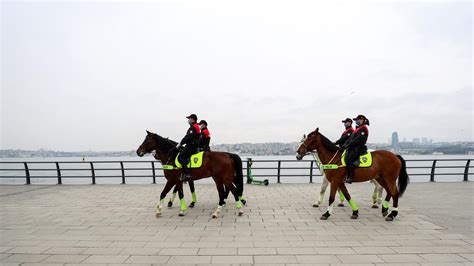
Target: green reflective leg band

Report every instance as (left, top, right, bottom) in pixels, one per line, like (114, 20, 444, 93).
(382, 200, 389, 209)
(338, 191, 345, 201)
(349, 199, 358, 211)
(170, 192, 177, 202)
(238, 196, 246, 202)
(192, 192, 197, 203)
(180, 198, 187, 211)
(235, 201, 242, 209)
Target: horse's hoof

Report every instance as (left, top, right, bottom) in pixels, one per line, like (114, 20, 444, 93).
(178, 212, 185, 217)
(155, 213, 161, 218)
(351, 210, 359, 219)
(189, 202, 195, 208)
(320, 211, 330, 220)
(338, 203, 345, 207)
(167, 202, 173, 208)
(371, 204, 379, 209)
(212, 214, 218, 219)
(312, 203, 320, 208)
(385, 216, 394, 221)
(238, 210, 244, 216)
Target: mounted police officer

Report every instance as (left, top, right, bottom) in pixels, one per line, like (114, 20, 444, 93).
(340, 114, 370, 184)
(198, 120, 211, 152)
(177, 114, 201, 181)
(334, 118, 354, 148)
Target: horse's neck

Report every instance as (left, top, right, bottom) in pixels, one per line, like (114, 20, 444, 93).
(155, 151, 170, 164)
(316, 147, 338, 164)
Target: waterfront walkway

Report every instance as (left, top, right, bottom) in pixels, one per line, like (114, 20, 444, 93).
(0, 182, 473, 265)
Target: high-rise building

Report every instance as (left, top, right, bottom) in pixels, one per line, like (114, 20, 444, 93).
(413, 138, 420, 144)
(391, 132, 399, 148)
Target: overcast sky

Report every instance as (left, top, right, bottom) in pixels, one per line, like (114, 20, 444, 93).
(1, 0, 472, 151)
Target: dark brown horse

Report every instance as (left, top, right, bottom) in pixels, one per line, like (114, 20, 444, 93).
(137, 130, 245, 218)
(296, 128, 409, 221)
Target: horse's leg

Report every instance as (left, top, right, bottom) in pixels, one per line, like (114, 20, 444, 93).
(337, 189, 345, 207)
(385, 176, 400, 221)
(370, 180, 379, 208)
(339, 183, 359, 219)
(188, 180, 196, 208)
(376, 177, 392, 217)
(157, 180, 176, 217)
(212, 181, 227, 218)
(176, 182, 188, 216)
(175, 181, 187, 216)
(320, 180, 339, 220)
(377, 182, 384, 205)
(168, 185, 178, 208)
(314, 175, 329, 207)
(227, 183, 244, 216)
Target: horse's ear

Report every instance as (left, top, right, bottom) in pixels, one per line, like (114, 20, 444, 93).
(146, 130, 151, 135)
(303, 134, 306, 139)
(315, 127, 319, 133)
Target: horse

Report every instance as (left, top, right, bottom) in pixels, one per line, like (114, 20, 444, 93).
(137, 130, 245, 218)
(296, 128, 409, 221)
(306, 149, 383, 208)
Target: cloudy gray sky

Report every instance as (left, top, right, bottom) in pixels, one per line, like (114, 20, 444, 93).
(1, 0, 472, 151)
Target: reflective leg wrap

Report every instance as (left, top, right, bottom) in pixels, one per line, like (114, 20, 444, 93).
(169, 192, 177, 203)
(339, 191, 345, 202)
(391, 207, 398, 212)
(349, 199, 358, 211)
(327, 204, 334, 214)
(372, 191, 378, 202)
(180, 198, 187, 212)
(235, 201, 242, 209)
(192, 192, 197, 203)
(382, 200, 389, 209)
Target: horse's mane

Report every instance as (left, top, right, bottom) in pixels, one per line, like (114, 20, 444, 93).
(318, 132, 339, 153)
(150, 133, 178, 152)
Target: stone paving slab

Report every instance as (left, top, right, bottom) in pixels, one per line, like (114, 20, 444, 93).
(0, 182, 472, 265)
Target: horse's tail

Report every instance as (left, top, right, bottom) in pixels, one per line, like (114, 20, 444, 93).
(396, 154, 409, 197)
(229, 153, 244, 197)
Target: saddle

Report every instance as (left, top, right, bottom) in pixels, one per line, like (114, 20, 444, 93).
(175, 151, 204, 169)
(341, 150, 373, 168)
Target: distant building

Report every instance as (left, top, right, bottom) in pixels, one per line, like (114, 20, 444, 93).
(413, 138, 420, 144)
(391, 132, 399, 149)
(422, 137, 428, 145)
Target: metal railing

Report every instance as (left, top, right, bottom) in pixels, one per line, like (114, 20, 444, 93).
(0, 158, 472, 185)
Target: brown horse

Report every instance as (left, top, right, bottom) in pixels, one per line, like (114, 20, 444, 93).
(296, 128, 409, 221)
(137, 130, 245, 218)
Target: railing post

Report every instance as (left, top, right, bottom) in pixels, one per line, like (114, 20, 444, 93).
(24, 162, 30, 185)
(246, 159, 251, 184)
(120, 162, 125, 184)
(309, 161, 314, 183)
(56, 162, 62, 185)
(90, 162, 96, 185)
(430, 160, 437, 182)
(151, 161, 156, 184)
(277, 160, 281, 183)
(464, 159, 471, 182)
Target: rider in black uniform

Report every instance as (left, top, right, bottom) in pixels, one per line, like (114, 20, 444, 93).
(334, 118, 354, 148)
(177, 114, 201, 181)
(340, 115, 370, 184)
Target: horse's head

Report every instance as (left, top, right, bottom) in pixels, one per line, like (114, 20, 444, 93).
(136, 130, 158, 157)
(296, 127, 320, 160)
